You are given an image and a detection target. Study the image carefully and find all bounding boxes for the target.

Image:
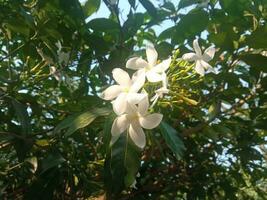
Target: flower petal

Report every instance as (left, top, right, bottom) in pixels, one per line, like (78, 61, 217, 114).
(193, 39, 202, 56)
(125, 102, 138, 114)
(129, 121, 146, 149)
(110, 115, 129, 145)
(200, 60, 216, 73)
(195, 60, 205, 76)
(153, 57, 171, 73)
(155, 87, 169, 97)
(137, 95, 149, 116)
(161, 73, 168, 88)
(203, 46, 215, 62)
(100, 85, 123, 100)
(127, 93, 147, 105)
(112, 92, 127, 115)
(150, 94, 159, 108)
(146, 43, 158, 66)
(111, 115, 129, 136)
(126, 57, 149, 70)
(146, 71, 162, 82)
(130, 70, 146, 92)
(112, 68, 131, 87)
(139, 113, 163, 129)
(182, 53, 197, 62)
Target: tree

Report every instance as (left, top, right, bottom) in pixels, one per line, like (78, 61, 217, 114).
(0, 0, 267, 199)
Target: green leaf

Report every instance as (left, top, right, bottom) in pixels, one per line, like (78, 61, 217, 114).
(139, 0, 157, 18)
(41, 152, 66, 174)
(54, 107, 111, 137)
(11, 99, 31, 135)
(160, 122, 185, 159)
(246, 25, 267, 49)
(208, 102, 221, 120)
(128, 0, 136, 8)
(82, 0, 101, 17)
(174, 9, 209, 43)
(5, 18, 30, 37)
(104, 132, 141, 196)
(178, 0, 197, 9)
(102, 113, 115, 153)
(87, 18, 119, 33)
(239, 54, 267, 73)
(158, 26, 176, 40)
(156, 42, 174, 58)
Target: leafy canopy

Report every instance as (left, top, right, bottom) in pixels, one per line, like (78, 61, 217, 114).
(0, 0, 267, 199)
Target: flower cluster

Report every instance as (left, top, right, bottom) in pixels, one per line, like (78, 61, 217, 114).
(101, 39, 215, 148)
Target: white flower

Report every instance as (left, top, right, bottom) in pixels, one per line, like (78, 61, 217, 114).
(58, 51, 70, 66)
(150, 87, 169, 108)
(182, 39, 215, 76)
(56, 41, 70, 66)
(111, 96, 163, 148)
(50, 66, 62, 82)
(101, 68, 146, 115)
(126, 43, 171, 83)
(150, 72, 169, 107)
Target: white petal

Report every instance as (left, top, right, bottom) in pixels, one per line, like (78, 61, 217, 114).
(193, 39, 202, 56)
(101, 85, 123, 100)
(112, 92, 127, 115)
(137, 95, 149, 116)
(146, 43, 158, 66)
(111, 115, 129, 145)
(150, 94, 159, 108)
(200, 60, 215, 73)
(127, 93, 147, 105)
(153, 57, 171, 73)
(130, 70, 145, 92)
(203, 46, 215, 62)
(126, 57, 149, 70)
(50, 66, 57, 74)
(195, 60, 205, 76)
(146, 71, 163, 82)
(125, 102, 138, 114)
(139, 113, 163, 129)
(112, 68, 131, 87)
(182, 53, 197, 62)
(111, 115, 129, 136)
(155, 87, 169, 97)
(129, 121, 146, 149)
(161, 73, 168, 88)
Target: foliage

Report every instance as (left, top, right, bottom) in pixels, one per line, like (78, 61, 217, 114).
(0, 0, 267, 199)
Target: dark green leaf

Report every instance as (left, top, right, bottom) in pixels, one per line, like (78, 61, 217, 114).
(160, 122, 185, 159)
(246, 25, 267, 49)
(82, 0, 101, 17)
(239, 54, 267, 73)
(128, 0, 136, 8)
(87, 18, 119, 33)
(178, 0, 197, 9)
(173, 9, 209, 43)
(104, 132, 141, 196)
(41, 152, 66, 174)
(54, 107, 111, 136)
(139, 0, 157, 18)
(11, 99, 31, 135)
